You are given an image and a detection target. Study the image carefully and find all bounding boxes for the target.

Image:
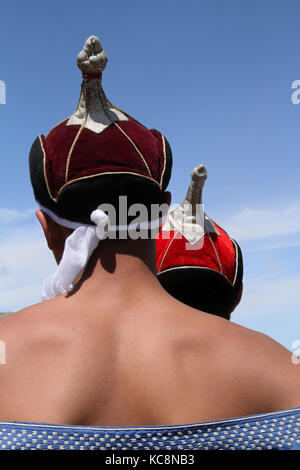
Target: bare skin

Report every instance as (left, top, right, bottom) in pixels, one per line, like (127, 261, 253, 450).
(0, 210, 299, 426)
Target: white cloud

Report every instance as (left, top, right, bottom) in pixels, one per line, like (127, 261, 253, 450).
(232, 276, 300, 320)
(0, 208, 35, 225)
(231, 275, 300, 350)
(221, 203, 300, 241)
(0, 224, 56, 311)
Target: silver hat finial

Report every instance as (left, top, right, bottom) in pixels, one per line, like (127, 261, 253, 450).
(66, 35, 128, 134)
(77, 35, 108, 74)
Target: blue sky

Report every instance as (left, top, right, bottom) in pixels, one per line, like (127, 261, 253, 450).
(0, 0, 299, 350)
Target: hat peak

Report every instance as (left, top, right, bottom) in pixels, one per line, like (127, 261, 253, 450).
(185, 164, 207, 205)
(67, 35, 128, 133)
(77, 35, 108, 74)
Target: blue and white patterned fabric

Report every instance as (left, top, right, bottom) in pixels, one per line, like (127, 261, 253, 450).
(0, 408, 299, 450)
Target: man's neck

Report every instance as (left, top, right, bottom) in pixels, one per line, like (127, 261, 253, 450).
(67, 238, 160, 302)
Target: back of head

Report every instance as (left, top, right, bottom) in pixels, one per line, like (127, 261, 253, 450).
(28, 35, 173, 301)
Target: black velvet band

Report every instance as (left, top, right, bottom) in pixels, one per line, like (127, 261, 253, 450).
(158, 267, 240, 320)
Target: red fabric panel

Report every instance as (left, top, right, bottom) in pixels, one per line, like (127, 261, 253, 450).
(156, 230, 177, 272)
(209, 222, 236, 283)
(156, 220, 236, 284)
(42, 119, 75, 198)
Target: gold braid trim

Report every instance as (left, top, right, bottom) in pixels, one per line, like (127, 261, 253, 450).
(57, 170, 161, 199)
(40, 135, 57, 202)
(160, 134, 167, 188)
(98, 82, 152, 178)
(64, 82, 89, 183)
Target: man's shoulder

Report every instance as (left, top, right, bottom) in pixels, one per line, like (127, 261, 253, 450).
(184, 311, 300, 411)
(188, 311, 292, 367)
(0, 304, 40, 334)
(168, 304, 293, 378)
(0, 298, 66, 332)
(171, 303, 271, 350)
(141, 306, 300, 420)
(0, 299, 74, 381)
(0, 299, 70, 359)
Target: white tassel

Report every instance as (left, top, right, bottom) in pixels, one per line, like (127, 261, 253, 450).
(41, 209, 109, 301)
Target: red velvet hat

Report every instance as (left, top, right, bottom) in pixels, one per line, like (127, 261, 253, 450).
(29, 36, 172, 225)
(156, 165, 243, 319)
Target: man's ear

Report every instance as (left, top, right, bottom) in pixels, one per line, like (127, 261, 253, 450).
(36, 209, 73, 264)
(36, 209, 54, 251)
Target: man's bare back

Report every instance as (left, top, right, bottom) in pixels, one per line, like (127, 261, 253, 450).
(0, 248, 299, 426)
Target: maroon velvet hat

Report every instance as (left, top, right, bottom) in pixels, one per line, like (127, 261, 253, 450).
(29, 36, 172, 225)
(156, 165, 243, 319)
